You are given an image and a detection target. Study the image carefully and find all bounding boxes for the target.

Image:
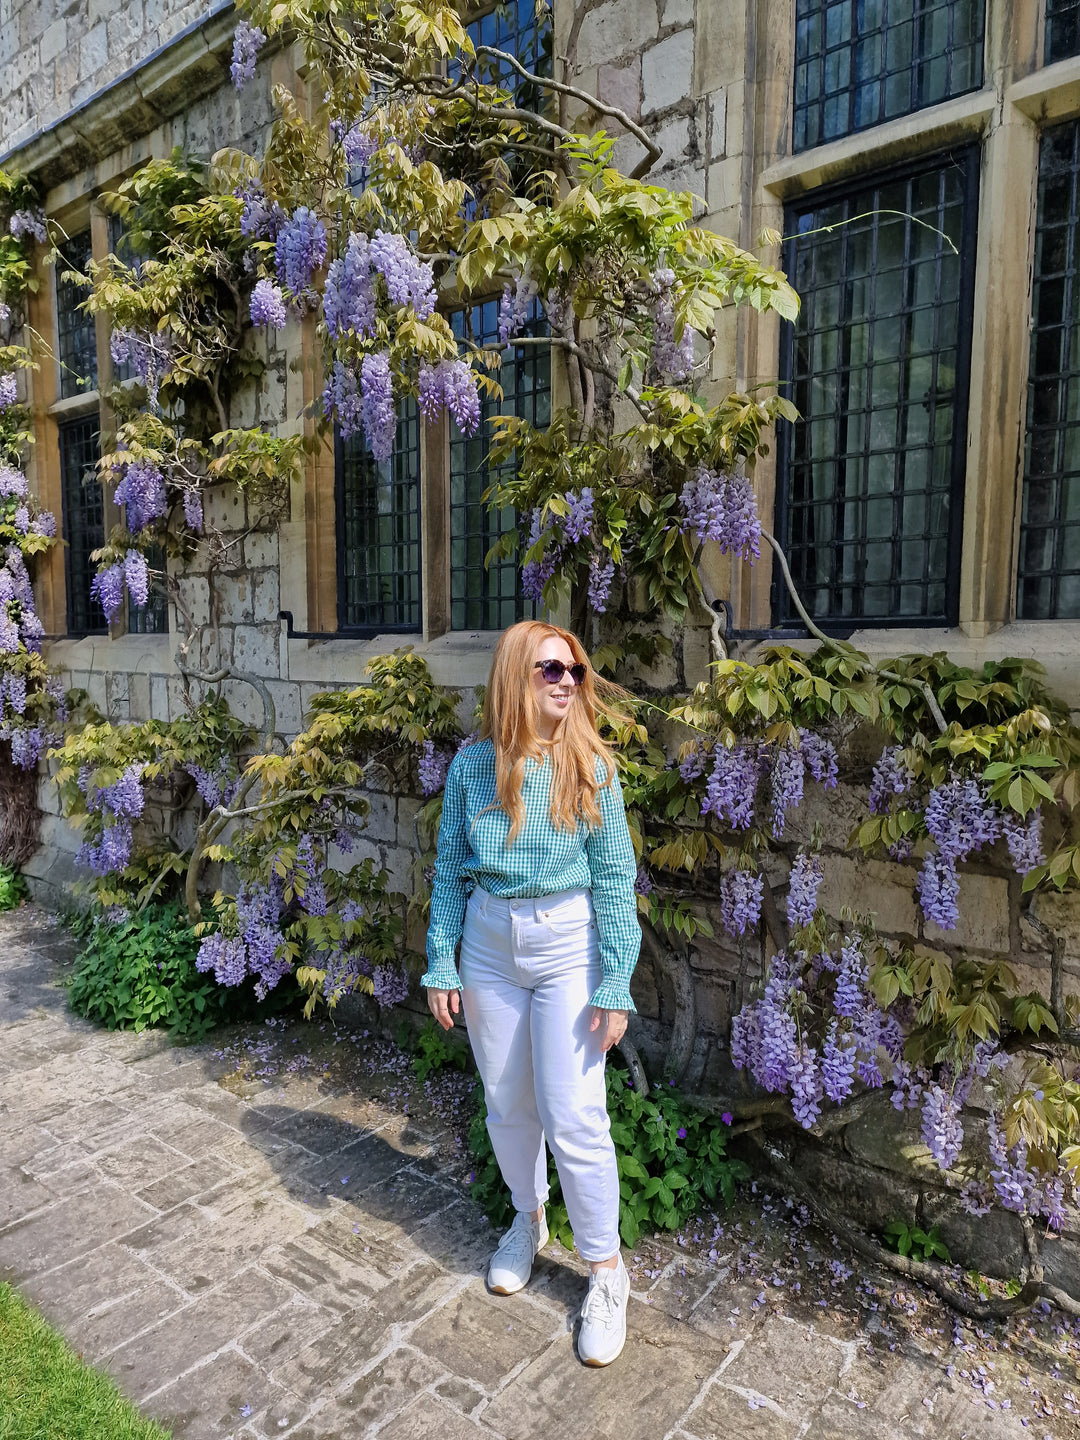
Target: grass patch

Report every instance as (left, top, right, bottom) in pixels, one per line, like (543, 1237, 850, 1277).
(0, 1282, 171, 1440)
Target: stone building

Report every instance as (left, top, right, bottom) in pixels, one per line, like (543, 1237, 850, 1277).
(3, 0, 1080, 959)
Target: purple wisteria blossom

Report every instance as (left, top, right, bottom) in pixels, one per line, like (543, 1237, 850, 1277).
(124, 550, 150, 609)
(0, 463, 28, 498)
(921, 1084, 964, 1170)
(359, 351, 396, 464)
(76, 819, 134, 876)
(650, 268, 696, 380)
(634, 864, 654, 897)
(720, 866, 763, 937)
(701, 742, 758, 829)
(498, 275, 539, 341)
(250, 279, 287, 329)
(416, 360, 480, 435)
(417, 739, 450, 796)
(821, 1023, 857, 1104)
(235, 180, 284, 241)
(790, 1047, 823, 1128)
(110, 328, 172, 406)
(799, 730, 838, 788)
(869, 745, 914, 813)
(113, 458, 167, 533)
(680, 466, 762, 562)
(323, 233, 375, 339)
(9, 209, 47, 243)
(787, 851, 823, 930)
(183, 490, 204, 532)
(564, 488, 595, 544)
(587, 551, 615, 613)
(520, 508, 559, 603)
(925, 773, 1001, 860)
(369, 230, 436, 318)
(275, 207, 328, 296)
(917, 852, 961, 930)
(372, 964, 410, 1008)
(0, 373, 17, 409)
(230, 20, 266, 91)
(322, 360, 364, 439)
(90, 563, 126, 624)
(341, 123, 379, 170)
(769, 743, 804, 838)
(1002, 808, 1044, 876)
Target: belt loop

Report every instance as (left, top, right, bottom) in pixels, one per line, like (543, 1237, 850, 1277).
(532, 896, 543, 922)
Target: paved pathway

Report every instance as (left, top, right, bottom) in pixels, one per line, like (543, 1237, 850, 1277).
(0, 907, 1075, 1439)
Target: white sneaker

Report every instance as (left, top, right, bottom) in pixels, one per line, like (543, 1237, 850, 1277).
(577, 1256, 630, 1366)
(487, 1209, 548, 1295)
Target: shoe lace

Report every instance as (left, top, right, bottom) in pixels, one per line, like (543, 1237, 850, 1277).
(495, 1213, 537, 1266)
(580, 1270, 619, 1329)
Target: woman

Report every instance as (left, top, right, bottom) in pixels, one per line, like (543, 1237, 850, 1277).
(421, 619, 641, 1366)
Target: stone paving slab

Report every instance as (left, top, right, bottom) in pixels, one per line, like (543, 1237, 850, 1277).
(0, 907, 1072, 1439)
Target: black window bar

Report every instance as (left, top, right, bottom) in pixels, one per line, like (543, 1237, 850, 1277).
(59, 415, 107, 636)
(56, 231, 98, 399)
(792, 0, 985, 154)
(1045, 0, 1080, 65)
(1018, 119, 1080, 619)
(449, 297, 550, 632)
(775, 149, 979, 629)
(336, 401, 422, 633)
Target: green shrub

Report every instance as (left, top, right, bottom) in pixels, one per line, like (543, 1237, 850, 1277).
(410, 1018, 473, 1083)
(470, 1063, 748, 1249)
(68, 902, 246, 1042)
(882, 1219, 951, 1263)
(0, 864, 26, 911)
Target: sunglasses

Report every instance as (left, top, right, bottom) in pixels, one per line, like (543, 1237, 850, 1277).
(534, 659, 588, 686)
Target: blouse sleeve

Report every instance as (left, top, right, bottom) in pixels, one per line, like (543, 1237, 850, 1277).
(420, 752, 469, 991)
(585, 761, 641, 1012)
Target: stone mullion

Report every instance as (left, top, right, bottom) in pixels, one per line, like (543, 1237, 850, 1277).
(957, 109, 1041, 634)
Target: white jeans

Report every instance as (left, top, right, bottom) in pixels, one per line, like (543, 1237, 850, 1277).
(459, 884, 621, 1262)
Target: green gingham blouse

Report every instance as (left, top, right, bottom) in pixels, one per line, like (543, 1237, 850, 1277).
(421, 738, 641, 1011)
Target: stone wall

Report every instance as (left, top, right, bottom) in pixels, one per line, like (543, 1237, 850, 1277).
(0, 0, 227, 160)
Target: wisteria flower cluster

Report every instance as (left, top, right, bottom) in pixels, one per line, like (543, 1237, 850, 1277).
(230, 20, 266, 91)
(680, 466, 762, 562)
(112, 457, 167, 533)
(73, 763, 145, 877)
(250, 279, 287, 330)
(109, 328, 173, 408)
(417, 360, 481, 435)
(8, 209, 47, 243)
(90, 550, 151, 624)
(650, 268, 695, 380)
(275, 207, 328, 297)
(692, 730, 838, 850)
(731, 937, 902, 1129)
(520, 490, 617, 612)
(498, 273, 539, 342)
(236, 179, 284, 241)
(0, 373, 17, 410)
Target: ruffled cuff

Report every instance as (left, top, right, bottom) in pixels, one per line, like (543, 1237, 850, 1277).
(588, 977, 637, 1013)
(420, 962, 463, 992)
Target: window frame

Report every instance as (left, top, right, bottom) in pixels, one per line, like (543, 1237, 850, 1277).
(773, 145, 981, 632)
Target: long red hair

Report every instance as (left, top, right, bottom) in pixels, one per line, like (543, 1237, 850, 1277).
(479, 620, 627, 844)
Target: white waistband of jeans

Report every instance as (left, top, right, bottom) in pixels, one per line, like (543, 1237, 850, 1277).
(469, 884, 592, 920)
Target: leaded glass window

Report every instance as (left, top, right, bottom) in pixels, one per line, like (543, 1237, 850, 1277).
(1018, 121, 1080, 618)
(466, 0, 553, 97)
(56, 232, 98, 399)
(792, 0, 985, 153)
(59, 415, 106, 635)
(1045, 0, 1080, 65)
(776, 153, 979, 626)
(337, 403, 422, 632)
(449, 298, 549, 631)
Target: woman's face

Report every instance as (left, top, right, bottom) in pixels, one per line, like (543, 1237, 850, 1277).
(531, 634, 580, 741)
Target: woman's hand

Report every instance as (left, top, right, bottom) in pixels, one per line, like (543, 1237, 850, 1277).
(589, 1007, 627, 1052)
(426, 988, 460, 1031)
